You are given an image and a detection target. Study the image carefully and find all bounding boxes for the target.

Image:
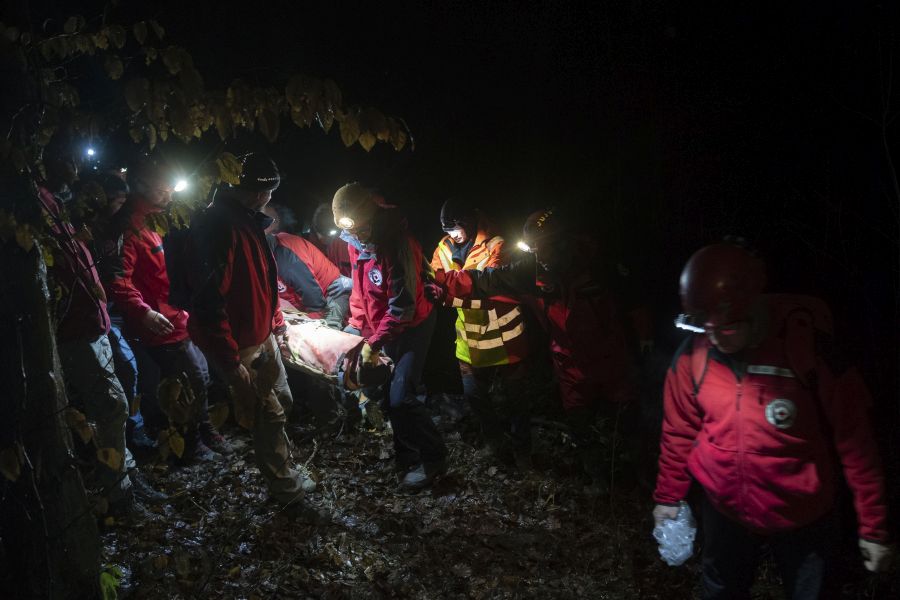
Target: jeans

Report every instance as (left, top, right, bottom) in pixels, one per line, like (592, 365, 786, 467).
(381, 311, 446, 468)
(701, 496, 837, 599)
(459, 360, 531, 450)
(107, 322, 143, 431)
(144, 339, 211, 439)
(58, 334, 132, 500)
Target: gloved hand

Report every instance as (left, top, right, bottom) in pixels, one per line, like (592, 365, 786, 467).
(360, 342, 381, 367)
(652, 504, 680, 526)
(859, 539, 893, 572)
(424, 282, 447, 304)
(326, 275, 353, 296)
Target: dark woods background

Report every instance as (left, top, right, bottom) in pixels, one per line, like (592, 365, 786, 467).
(4, 0, 899, 492)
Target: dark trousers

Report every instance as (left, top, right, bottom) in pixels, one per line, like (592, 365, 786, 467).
(459, 360, 531, 450)
(701, 497, 836, 600)
(145, 339, 211, 434)
(380, 311, 447, 468)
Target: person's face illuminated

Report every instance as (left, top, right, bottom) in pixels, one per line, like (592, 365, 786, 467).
(447, 226, 468, 245)
(345, 219, 373, 244)
(141, 178, 174, 211)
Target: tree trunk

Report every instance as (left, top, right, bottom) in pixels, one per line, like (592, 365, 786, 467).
(0, 241, 100, 599)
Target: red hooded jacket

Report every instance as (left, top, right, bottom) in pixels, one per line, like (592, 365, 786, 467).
(105, 197, 189, 346)
(345, 209, 432, 350)
(186, 193, 281, 371)
(38, 185, 110, 342)
(270, 232, 341, 317)
(654, 294, 889, 541)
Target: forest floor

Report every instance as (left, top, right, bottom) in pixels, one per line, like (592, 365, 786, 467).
(97, 391, 899, 600)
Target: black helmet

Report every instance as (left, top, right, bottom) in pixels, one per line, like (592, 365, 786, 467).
(440, 197, 477, 232)
(522, 207, 563, 249)
(235, 153, 280, 192)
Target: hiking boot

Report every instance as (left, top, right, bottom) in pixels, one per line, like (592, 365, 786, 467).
(199, 422, 234, 455)
(108, 489, 155, 523)
(400, 460, 447, 491)
(128, 469, 167, 504)
(296, 466, 317, 493)
(178, 439, 221, 465)
(127, 425, 157, 453)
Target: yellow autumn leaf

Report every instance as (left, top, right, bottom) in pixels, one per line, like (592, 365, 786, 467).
(207, 403, 230, 429)
(96, 447, 123, 471)
(358, 131, 376, 152)
(339, 112, 360, 147)
(124, 78, 150, 112)
(0, 447, 21, 482)
(168, 430, 185, 459)
(65, 407, 94, 444)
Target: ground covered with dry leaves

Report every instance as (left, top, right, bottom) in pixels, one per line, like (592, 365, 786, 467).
(99, 390, 899, 600)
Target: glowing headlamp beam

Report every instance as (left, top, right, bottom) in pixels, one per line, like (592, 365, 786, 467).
(516, 240, 532, 253)
(329, 229, 338, 236)
(337, 217, 355, 229)
(86, 147, 96, 157)
(174, 179, 189, 193)
(674, 314, 706, 333)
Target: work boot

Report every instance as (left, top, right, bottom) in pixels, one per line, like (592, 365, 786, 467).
(400, 460, 447, 491)
(128, 469, 167, 504)
(199, 422, 234, 455)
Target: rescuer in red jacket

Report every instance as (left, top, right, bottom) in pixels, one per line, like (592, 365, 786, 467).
(653, 242, 892, 598)
(430, 208, 652, 487)
(261, 204, 351, 329)
(185, 154, 317, 514)
(310, 202, 352, 277)
(332, 183, 447, 490)
(105, 160, 231, 460)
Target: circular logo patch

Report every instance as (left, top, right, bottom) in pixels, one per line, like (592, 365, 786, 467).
(368, 267, 383, 286)
(765, 398, 797, 430)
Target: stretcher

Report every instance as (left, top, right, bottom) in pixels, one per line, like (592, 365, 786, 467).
(280, 311, 392, 390)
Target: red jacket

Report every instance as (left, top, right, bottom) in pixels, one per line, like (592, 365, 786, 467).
(105, 197, 189, 346)
(654, 295, 889, 541)
(345, 209, 432, 350)
(186, 193, 281, 371)
(440, 240, 650, 410)
(309, 234, 352, 277)
(38, 185, 110, 342)
(269, 232, 341, 318)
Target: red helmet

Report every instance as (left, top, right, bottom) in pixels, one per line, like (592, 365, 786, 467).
(679, 242, 766, 326)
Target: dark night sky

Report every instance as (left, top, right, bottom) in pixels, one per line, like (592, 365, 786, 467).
(4, 1, 900, 369)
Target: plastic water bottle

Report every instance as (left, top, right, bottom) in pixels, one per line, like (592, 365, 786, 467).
(652, 501, 697, 566)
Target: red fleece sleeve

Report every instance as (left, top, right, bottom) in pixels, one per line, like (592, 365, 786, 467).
(825, 365, 890, 542)
(654, 350, 703, 505)
(108, 232, 152, 326)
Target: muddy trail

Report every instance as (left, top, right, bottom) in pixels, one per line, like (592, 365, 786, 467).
(95, 396, 897, 600)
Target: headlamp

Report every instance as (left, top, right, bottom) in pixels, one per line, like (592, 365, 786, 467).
(173, 178, 189, 193)
(516, 240, 533, 253)
(329, 229, 338, 236)
(86, 147, 96, 157)
(338, 217, 355, 229)
(674, 313, 706, 333)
